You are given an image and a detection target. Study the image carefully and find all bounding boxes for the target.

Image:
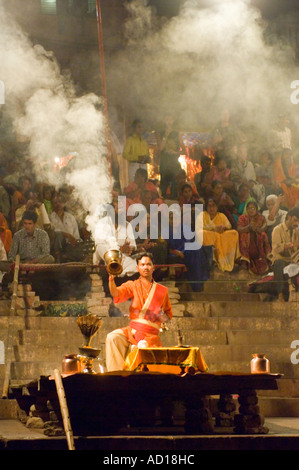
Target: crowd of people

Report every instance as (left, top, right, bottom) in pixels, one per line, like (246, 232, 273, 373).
(0, 109, 299, 303)
(112, 110, 299, 302)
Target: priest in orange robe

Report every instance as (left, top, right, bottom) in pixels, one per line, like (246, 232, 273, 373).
(105, 252, 173, 371)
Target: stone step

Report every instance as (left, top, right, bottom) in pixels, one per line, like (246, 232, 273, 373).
(184, 301, 299, 317)
(0, 315, 294, 333)
(258, 397, 299, 417)
(198, 345, 295, 365)
(8, 341, 298, 379)
(11, 326, 299, 350)
(180, 292, 263, 302)
(7, 315, 297, 333)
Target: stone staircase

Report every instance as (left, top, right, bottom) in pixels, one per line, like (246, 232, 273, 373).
(0, 269, 298, 421)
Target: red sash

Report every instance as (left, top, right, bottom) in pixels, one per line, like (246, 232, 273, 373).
(122, 282, 167, 346)
(138, 282, 167, 324)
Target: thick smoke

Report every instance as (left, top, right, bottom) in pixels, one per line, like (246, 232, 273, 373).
(107, 0, 298, 148)
(0, 1, 112, 235)
(0, 0, 298, 222)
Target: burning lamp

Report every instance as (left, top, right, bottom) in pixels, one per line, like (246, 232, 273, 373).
(77, 314, 103, 374)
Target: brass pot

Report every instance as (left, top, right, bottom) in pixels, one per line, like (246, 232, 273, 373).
(104, 249, 123, 275)
(250, 354, 270, 374)
(62, 354, 82, 375)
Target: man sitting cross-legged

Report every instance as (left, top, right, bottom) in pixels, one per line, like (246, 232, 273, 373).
(105, 252, 173, 372)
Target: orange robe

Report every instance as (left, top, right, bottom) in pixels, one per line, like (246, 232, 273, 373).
(113, 278, 173, 347)
(273, 156, 299, 208)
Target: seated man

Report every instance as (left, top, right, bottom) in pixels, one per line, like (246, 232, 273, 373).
(93, 191, 138, 281)
(15, 190, 51, 232)
(262, 194, 287, 246)
(125, 168, 163, 205)
(271, 207, 299, 302)
(105, 252, 173, 371)
(50, 195, 83, 262)
(8, 210, 54, 264)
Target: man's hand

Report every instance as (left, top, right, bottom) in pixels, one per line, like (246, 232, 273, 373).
(65, 233, 77, 247)
(120, 242, 133, 255)
(108, 274, 119, 297)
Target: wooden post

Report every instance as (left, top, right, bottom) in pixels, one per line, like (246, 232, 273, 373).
(95, 0, 113, 185)
(2, 254, 20, 399)
(54, 369, 76, 450)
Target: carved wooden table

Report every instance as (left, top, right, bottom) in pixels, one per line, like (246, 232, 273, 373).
(21, 371, 281, 436)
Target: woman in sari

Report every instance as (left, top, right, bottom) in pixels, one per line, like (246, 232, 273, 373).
(237, 201, 271, 275)
(197, 198, 240, 272)
(178, 183, 203, 207)
(273, 148, 299, 208)
(232, 182, 256, 225)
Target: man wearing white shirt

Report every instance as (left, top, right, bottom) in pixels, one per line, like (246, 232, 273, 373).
(50, 195, 83, 262)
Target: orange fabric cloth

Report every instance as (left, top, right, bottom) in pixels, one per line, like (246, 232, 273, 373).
(0, 212, 12, 253)
(113, 278, 173, 346)
(273, 156, 299, 208)
(123, 346, 208, 373)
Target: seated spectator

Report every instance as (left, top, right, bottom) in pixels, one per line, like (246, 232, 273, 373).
(137, 190, 166, 223)
(197, 198, 240, 272)
(93, 193, 139, 303)
(273, 148, 299, 208)
(230, 145, 265, 208)
(168, 210, 213, 291)
(50, 195, 83, 262)
(8, 210, 54, 264)
(19, 176, 32, 196)
(232, 182, 257, 225)
(135, 213, 168, 277)
(0, 212, 12, 254)
(194, 156, 214, 198)
(42, 185, 54, 215)
(3, 174, 26, 231)
(125, 168, 162, 204)
(15, 190, 51, 231)
(0, 183, 11, 225)
(212, 154, 234, 192)
(178, 183, 203, 207)
(262, 194, 288, 246)
(210, 180, 236, 226)
(237, 201, 271, 275)
(59, 185, 87, 235)
(270, 207, 299, 301)
(255, 151, 279, 196)
(167, 169, 198, 200)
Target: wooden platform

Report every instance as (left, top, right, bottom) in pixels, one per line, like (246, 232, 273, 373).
(10, 371, 282, 437)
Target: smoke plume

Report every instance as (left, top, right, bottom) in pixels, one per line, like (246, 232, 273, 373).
(107, 0, 298, 151)
(0, 1, 112, 236)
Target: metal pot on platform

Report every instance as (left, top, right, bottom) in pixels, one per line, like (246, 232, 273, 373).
(62, 354, 82, 375)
